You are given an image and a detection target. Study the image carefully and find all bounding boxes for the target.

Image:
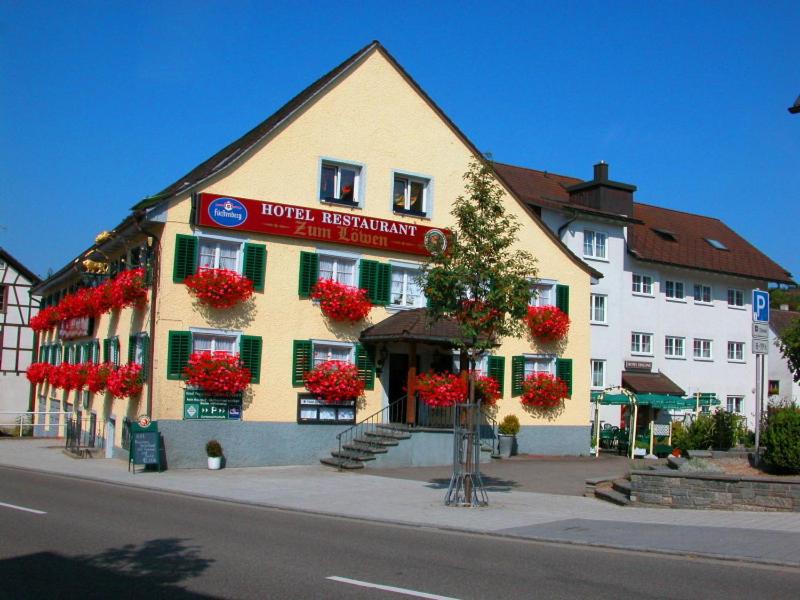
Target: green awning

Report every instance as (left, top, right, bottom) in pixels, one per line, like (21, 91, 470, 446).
(595, 393, 632, 405)
(637, 393, 695, 409)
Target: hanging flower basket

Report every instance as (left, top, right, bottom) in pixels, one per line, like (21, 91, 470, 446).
(106, 363, 144, 398)
(89, 280, 115, 315)
(520, 372, 569, 417)
(184, 268, 254, 309)
(524, 306, 570, 343)
(26, 362, 52, 385)
(110, 268, 148, 310)
(416, 371, 468, 407)
(30, 306, 62, 333)
(184, 352, 252, 395)
(46, 363, 89, 391)
(303, 360, 364, 404)
(86, 362, 115, 393)
(472, 372, 501, 406)
(310, 279, 372, 322)
(58, 288, 96, 319)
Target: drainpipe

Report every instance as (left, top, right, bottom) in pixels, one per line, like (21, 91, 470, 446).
(134, 214, 161, 420)
(557, 210, 578, 241)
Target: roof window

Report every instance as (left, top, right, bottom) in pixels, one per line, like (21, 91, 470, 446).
(651, 228, 677, 242)
(705, 238, 728, 251)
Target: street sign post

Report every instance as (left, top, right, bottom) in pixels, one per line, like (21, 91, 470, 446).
(752, 339, 769, 354)
(753, 290, 769, 323)
(752, 289, 769, 462)
(752, 322, 769, 339)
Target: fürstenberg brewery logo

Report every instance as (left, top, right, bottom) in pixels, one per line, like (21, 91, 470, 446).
(208, 197, 247, 228)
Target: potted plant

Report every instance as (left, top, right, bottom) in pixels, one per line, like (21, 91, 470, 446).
(304, 360, 365, 403)
(524, 305, 570, 343)
(184, 268, 254, 308)
(497, 414, 520, 458)
(206, 440, 223, 470)
(309, 278, 372, 322)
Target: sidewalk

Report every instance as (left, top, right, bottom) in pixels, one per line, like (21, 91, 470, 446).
(2, 439, 799, 567)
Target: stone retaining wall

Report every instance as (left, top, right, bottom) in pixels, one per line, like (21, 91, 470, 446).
(630, 470, 800, 512)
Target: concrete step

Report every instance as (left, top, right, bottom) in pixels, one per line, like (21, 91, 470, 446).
(594, 485, 630, 506)
(376, 423, 411, 433)
(367, 428, 411, 440)
(331, 449, 376, 462)
(343, 441, 388, 454)
(362, 432, 400, 446)
(612, 478, 632, 496)
(319, 456, 364, 470)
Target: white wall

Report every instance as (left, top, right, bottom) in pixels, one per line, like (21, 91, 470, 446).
(768, 318, 800, 406)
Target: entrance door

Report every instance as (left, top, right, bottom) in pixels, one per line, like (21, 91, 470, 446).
(388, 353, 409, 423)
(106, 418, 115, 458)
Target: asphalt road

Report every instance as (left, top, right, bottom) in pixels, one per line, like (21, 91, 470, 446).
(1, 466, 798, 600)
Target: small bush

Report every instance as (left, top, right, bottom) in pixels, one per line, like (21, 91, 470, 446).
(762, 406, 800, 473)
(498, 414, 520, 436)
(205, 440, 223, 458)
(710, 409, 745, 450)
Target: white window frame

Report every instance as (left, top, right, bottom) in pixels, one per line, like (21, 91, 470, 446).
(392, 171, 432, 218)
(631, 332, 654, 356)
(388, 260, 425, 309)
(632, 273, 654, 296)
(693, 338, 713, 361)
(190, 327, 241, 355)
(523, 354, 556, 377)
(452, 351, 488, 375)
(319, 159, 363, 207)
(664, 279, 685, 302)
(590, 293, 607, 324)
(132, 333, 148, 365)
(727, 288, 745, 309)
(311, 339, 355, 368)
(726, 395, 743, 413)
(727, 341, 745, 362)
(590, 359, 605, 389)
(530, 279, 557, 307)
(196, 231, 245, 273)
(317, 248, 361, 287)
(583, 230, 608, 260)
(664, 336, 686, 359)
(693, 284, 713, 305)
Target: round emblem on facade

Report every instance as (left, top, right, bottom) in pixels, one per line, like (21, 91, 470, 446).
(208, 197, 248, 228)
(424, 229, 447, 255)
(137, 415, 151, 428)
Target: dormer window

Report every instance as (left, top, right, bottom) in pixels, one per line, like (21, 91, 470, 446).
(652, 228, 677, 242)
(705, 238, 728, 251)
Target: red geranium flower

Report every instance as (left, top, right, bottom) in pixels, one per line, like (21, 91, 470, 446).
(524, 306, 570, 343)
(520, 372, 569, 416)
(416, 371, 468, 407)
(184, 352, 251, 395)
(86, 362, 115, 394)
(110, 268, 148, 310)
(106, 363, 144, 398)
(30, 306, 62, 332)
(472, 372, 501, 405)
(89, 280, 115, 315)
(184, 268, 254, 309)
(304, 360, 364, 404)
(310, 279, 372, 322)
(26, 362, 52, 385)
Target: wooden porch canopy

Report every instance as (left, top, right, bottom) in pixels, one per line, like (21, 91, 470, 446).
(360, 308, 472, 346)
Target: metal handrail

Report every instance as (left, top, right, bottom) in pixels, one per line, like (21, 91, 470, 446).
(479, 407, 499, 455)
(336, 395, 407, 471)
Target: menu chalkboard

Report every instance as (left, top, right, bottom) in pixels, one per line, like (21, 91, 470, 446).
(129, 428, 163, 473)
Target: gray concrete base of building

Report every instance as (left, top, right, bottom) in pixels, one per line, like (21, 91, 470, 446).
(146, 421, 591, 469)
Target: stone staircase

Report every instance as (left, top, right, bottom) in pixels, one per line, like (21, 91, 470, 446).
(586, 476, 631, 506)
(320, 424, 412, 470)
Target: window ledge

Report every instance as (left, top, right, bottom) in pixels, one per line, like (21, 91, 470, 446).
(631, 352, 654, 357)
(386, 304, 423, 313)
(632, 292, 655, 298)
(590, 321, 609, 326)
(321, 198, 361, 209)
(693, 357, 714, 362)
(665, 355, 686, 360)
(583, 255, 609, 263)
(727, 359, 746, 364)
(393, 208, 429, 219)
(666, 297, 687, 303)
(694, 301, 714, 307)
(727, 305, 746, 311)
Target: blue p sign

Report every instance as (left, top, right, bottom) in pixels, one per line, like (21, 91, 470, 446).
(753, 290, 769, 323)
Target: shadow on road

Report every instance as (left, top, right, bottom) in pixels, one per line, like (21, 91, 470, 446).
(0, 538, 218, 599)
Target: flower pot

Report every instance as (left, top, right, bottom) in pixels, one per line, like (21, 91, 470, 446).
(497, 434, 514, 458)
(207, 456, 222, 470)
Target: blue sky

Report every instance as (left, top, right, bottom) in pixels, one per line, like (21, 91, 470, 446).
(1, 1, 798, 282)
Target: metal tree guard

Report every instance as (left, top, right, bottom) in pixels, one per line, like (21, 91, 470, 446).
(445, 400, 488, 507)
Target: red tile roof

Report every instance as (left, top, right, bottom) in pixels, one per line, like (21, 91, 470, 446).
(494, 163, 794, 284)
(770, 309, 800, 337)
(622, 370, 685, 396)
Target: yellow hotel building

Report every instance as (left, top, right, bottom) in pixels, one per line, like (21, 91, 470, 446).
(31, 42, 599, 468)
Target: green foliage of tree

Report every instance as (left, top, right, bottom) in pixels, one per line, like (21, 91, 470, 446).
(777, 315, 800, 383)
(671, 409, 746, 453)
(421, 158, 537, 362)
(762, 405, 800, 473)
(770, 287, 800, 311)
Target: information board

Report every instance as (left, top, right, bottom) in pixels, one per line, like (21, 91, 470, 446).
(128, 420, 163, 473)
(184, 388, 242, 420)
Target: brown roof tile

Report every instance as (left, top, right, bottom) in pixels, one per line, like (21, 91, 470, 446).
(770, 309, 800, 337)
(360, 309, 491, 346)
(622, 370, 685, 396)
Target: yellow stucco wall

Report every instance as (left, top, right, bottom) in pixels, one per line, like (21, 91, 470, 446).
(149, 48, 592, 429)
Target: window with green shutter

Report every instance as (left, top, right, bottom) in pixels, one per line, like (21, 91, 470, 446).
(92, 340, 100, 364)
(487, 355, 505, 397)
(358, 260, 392, 305)
(511, 355, 525, 397)
(243, 243, 267, 292)
(556, 358, 573, 397)
(167, 331, 191, 380)
(173, 234, 198, 283)
(103, 339, 111, 363)
(240, 335, 262, 384)
(355, 344, 375, 390)
(298, 252, 319, 298)
(128, 335, 137, 364)
(556, 284, 570, 315)
(292, 340, 312, 386)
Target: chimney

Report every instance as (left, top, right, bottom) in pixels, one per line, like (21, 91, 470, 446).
(780, 304, 789, 311)
(565, 162, 637, 217)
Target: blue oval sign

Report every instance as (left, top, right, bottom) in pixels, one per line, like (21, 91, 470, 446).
(208, 197, 248, 228)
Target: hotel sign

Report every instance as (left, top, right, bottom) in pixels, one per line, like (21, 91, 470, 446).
(196, 193, 448, 256)
(59, 317, 94, 340)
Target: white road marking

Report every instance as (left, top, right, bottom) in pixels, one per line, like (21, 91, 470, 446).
(0, 501, 46, 515)
(327, 576, 461, 599)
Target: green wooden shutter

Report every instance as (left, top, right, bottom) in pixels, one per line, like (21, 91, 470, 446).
(556, 358, 573, 398)
(113, 338, 120, 366)
(556, 284, 570, 315)
(173, 234, 198, 283)
(355, 344, 375, 391)
(140, 334, 150, 381)
(377, 263, 392, 305)
(243, 243, 267, 292)
(93, 340, 100, 364)
(359, 259, 379, 303)
(167, 331, 192, 380)
(292, 340, 312, 386)
(240, 335, 263, 384)
(128, 335, 137, 364)
(103, 339, 111, 363)
(511, 355, 525, 397)
(298, 252, 319, 298)
(487, 355, 506, 397)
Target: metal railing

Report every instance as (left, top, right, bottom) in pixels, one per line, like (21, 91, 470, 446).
(416, 403, 499, 454)
(65, 414, 98, 454)
(336, 396, 407, 470)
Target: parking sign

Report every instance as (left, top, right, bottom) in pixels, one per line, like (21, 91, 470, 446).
(752, 290, 769, 323)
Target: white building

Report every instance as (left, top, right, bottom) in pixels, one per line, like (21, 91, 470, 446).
(0, 248, 41, 428)
(494, 162, 794, 429)
(768, 307, 800, 406)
